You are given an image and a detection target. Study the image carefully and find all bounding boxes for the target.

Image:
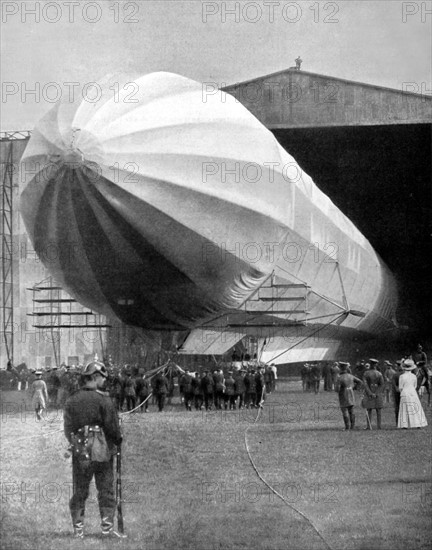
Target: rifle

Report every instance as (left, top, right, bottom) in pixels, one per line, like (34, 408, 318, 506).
(116, 443, 124, 534)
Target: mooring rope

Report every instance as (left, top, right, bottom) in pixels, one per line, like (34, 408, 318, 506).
(244, 389, 333, 550)
(119, 393, 153, 416)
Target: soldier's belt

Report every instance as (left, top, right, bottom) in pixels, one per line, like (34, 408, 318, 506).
(74, 424, 102, 437)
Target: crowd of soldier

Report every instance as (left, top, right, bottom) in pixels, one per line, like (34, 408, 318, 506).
(106, 364, 277, 413)
(175, 365, 277, 412)
(14, 361, 277, 414)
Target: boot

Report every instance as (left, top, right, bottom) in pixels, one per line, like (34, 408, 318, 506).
(377, 409, 382, 430)
(343, 416, 350, 430)
(73, 520, 84, 539)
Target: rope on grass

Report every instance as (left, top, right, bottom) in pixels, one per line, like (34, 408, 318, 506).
(244, 389, 334, 550)
(9, 428, 64, 443)
(119, 393, 153, 416)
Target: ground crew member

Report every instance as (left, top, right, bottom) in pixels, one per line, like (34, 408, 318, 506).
(213, 368, 225, 410)
(301, 363, 310, 392)
(311, 363, 321, 394)
(192, 372, 204, 410)
(322, 362, 333, 391)
(181, 369, 194, 411)
(234, 370, 246, 409)
(224, 372, 236, 410)
(153, 370, 169, 412)
(123, 371, 136, 411)
(244, 370, 257, 408)
(135, 374, 150, 412)
(63, 361, 122, 539)
(201, 370, 214, 411)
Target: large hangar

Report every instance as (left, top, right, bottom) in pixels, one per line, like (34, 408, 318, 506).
(223, 68, 432, 344)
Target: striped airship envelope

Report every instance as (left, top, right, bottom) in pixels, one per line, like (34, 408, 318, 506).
(20, 72, 397, 359)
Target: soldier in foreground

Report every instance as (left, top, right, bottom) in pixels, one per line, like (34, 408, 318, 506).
(63, 361, 123, 539)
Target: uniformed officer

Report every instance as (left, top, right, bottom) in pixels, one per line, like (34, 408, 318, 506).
(63, 361, 122, 539)
(362, 358, 384, 429)
(335, 362, 363, 430)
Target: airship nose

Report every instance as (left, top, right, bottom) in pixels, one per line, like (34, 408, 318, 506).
(55, 128, 105, 170)
(57, 147, 85, 167)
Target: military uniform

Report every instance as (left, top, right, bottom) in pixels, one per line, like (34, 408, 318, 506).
(224, 374, 236, 410)
(153, 372, 169, 411)
(310, 364, 321, 394)
(244, 372, 257, 408)
(234, 371, 246, 409)
(123, 375, 136, 411)
(362, 361, 384, 429)
(192, 374, 204, 410)
(335, 365, 362, 430)
(213, 370, 225, 410)
(63, 363, 122, 538)
(201, 372, 214, 410)
(135, 376, 150, 412)
(301, 364, 310, 392)
(181, 372, 194, 411)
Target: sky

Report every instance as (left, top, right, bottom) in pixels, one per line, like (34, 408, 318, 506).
(1, 0, 431, 131)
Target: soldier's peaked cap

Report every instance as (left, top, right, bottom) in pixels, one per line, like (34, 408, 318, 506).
(369, 358, 379, 363)
(83, 361, 108, 378)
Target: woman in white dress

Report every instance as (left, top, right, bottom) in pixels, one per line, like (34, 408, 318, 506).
(30, 371, 49, 421)
(398, 359, 428, 429)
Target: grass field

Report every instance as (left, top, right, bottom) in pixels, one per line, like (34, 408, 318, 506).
(1, 381, 431, 550)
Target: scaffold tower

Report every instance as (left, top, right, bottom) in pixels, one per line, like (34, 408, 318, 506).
(0, 131, 31, 364)
(28, 276, 111, 367)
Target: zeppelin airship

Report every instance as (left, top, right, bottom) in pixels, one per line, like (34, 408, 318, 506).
(20, 72, 398, 364)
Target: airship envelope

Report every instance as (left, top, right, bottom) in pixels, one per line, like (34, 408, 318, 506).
(20, 72, 398, 362)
